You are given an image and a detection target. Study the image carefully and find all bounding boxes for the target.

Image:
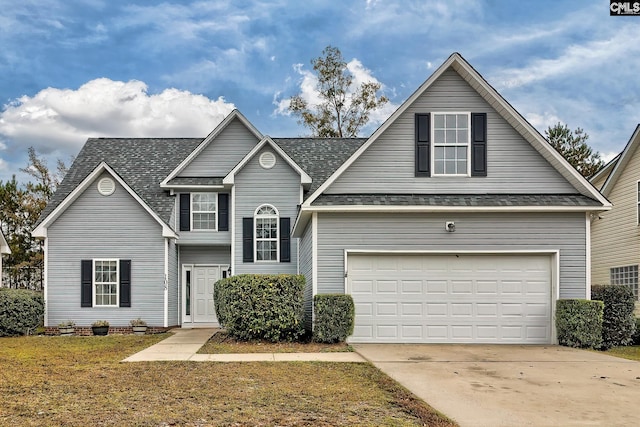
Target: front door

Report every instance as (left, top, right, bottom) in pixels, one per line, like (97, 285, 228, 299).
(193, 266, 220, 323)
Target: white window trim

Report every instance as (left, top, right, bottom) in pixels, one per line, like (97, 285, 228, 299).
(254, 204, 279, 263)
(191, 192, 218, 232)
(431, 111, 471, 177)
(93, 259, 119, 307)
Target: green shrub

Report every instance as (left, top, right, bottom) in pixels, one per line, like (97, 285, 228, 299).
(555, 299, 603, 349)
(313, 294, 355, 343)
(591, 285, 636, 349)
(632, 318, 640, 346)
(0, 288, 44, 336)
(214, 274, 305, 342)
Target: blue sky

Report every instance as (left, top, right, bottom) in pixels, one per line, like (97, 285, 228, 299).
(1, 0, 639, 182)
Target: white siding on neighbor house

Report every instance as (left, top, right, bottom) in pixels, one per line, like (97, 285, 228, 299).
(234, 147, 300, 275)
(326, 68, 576, 194)
(179, 118, 259, 177)
(47, 172, 165, 327)
(316, 212, 587, 299)
(299, 221, 313, 329)
(591, 143, 640, 286)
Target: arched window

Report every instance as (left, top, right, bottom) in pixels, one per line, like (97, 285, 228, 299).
(254, 204, 279, 261)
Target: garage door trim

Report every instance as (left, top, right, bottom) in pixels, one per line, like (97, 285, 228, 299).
(344, 249, 559, 344)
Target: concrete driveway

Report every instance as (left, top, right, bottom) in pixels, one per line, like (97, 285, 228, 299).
(353, 344, 640, 427)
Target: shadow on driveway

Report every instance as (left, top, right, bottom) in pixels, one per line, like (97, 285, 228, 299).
(353, 344, 640, 427)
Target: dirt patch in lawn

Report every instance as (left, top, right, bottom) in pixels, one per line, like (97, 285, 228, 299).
(197, 330, 353, 354)
(0, 335, 456, 427)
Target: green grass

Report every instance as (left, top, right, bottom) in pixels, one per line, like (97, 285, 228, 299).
(0, 335, 457, 426)
(605, 345, 640, 361)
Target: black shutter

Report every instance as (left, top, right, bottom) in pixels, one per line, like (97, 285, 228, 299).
(218, 193, 229, 231)
(243, 217, 254, 262)
(179, 193, 190, 231)
(280, 217, 291, 263)
(81, 260, 92, 307)
(415, 113, 431, 176)
(119, 260, 131, 308)
(471, 113, 487, 177)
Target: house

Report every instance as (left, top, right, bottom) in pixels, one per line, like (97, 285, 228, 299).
(0, 229, 10, 287)
(590, 125, 640, 307)
(33, 53, 610, 343)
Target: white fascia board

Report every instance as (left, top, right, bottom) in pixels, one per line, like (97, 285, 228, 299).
(590, 154, 619, 187)
(159, 184, 226, 190)
(302, 52, 610, 209)
(223, 136, 312, 185)
(601, 124, 640, 197)
(32, 162, 178, 239)
(301, 204, 611, 213)
(160, 110, 263, 186)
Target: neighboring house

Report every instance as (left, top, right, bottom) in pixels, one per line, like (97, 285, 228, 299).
(33, 53, 610, 343)
(0, 229, 10, 287)
(591, 125, 640, 306)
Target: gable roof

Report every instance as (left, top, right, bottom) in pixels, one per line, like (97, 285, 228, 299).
(0, 229, 10, 255)
(222, 136, 312, 185)
(161, 110, 262, 187)
(598, 124, 640, 197)
(33, 162, 179, 238)
(274, 138, 367, 197)
(301, 52, 611, 209)
(34, 137, 202, 229)
(590, 153, 620, 190)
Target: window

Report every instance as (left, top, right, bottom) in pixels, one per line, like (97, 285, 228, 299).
(432, 113, 470, 176)
(255, 204, 279, 262)
(192, 193, 217, 230)
(94, 260, 118, 306)
(611, 265, 639, 299)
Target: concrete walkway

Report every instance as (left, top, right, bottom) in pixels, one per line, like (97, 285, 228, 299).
(123, 328, 365, 362)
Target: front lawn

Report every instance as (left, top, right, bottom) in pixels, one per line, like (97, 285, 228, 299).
(198, 330, 352, 354)
(605, 345, 640, 361)
(0, 335, 456, 426)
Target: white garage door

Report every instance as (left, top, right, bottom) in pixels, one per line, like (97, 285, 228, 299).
(347, 253, 552, 344)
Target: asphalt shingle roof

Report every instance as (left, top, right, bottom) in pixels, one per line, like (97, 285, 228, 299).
(311, 194, 603, 207)
(273, 138, 367, 198)
(166, 177, 224, 186)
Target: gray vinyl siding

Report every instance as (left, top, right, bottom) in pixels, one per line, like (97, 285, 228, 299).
(176, 192, 232, 245)
(179, 118, 259, 177)
(167, 238, 179, 326)
(316, 212, 587, 299)
(234, 147, 300, 275)
(179, 246, 231, 266)
(46, 172, 165, 327)
(327, 68, 576, 194)
(299, 221, 313, 330)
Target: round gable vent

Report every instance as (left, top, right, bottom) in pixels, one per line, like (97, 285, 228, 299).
(259, 151, 277, 169)
(97, 177, 116, 196)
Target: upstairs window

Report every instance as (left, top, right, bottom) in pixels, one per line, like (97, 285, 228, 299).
(432, 113, 470, 176)
(255, 204, 279, 262)
(192, 193, 217, 230)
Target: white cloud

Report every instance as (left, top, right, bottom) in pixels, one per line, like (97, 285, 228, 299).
(274, 57, 398, 135)
(0, 78, 235, 155)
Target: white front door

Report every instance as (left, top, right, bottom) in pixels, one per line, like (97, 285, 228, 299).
(193, 266, 220, 324)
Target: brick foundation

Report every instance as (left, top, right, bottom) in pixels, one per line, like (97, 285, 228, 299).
(45, 326, 176, 336)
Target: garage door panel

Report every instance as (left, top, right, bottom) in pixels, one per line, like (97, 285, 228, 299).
(347, 254, 552, 344)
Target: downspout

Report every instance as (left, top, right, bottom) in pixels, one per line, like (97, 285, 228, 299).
(164, 237, 169, 327)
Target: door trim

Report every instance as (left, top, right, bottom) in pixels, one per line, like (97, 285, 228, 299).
(181, 263, 229, 326)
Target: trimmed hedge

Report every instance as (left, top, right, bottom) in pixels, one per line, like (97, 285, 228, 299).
(632, 318, 640, 346)
(313, 294, 355, 343)
(0, 288, 44, 336)
(556, 299, 603, 349)
(214, 274, 305, 342)
(591, 284, 636, 349)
